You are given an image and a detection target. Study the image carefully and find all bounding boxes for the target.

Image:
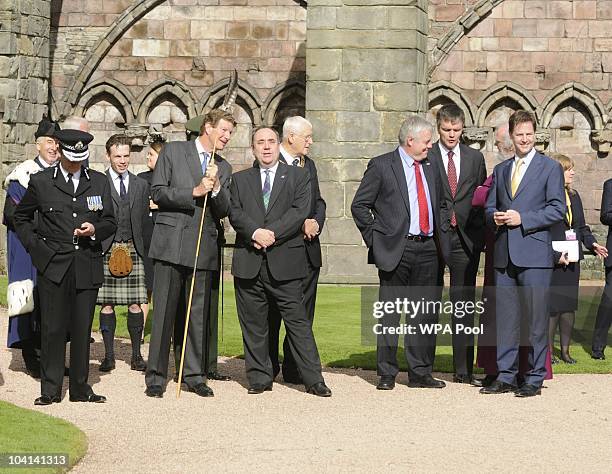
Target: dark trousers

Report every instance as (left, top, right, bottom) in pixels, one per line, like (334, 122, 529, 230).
(441, 230, 480, 376)
(592, 266, 612, 352)
(235, 260, 324, 388)
(37, 264, 97, 399)
(146, 260, 212, 389)
(494, 263, 552, 387)
(377, 238, 440, 379)
(268, 259, 320, 379)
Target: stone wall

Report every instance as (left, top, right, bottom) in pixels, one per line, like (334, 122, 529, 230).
(306, 0, 429, 283)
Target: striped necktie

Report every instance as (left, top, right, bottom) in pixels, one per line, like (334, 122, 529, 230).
(262, 170, 271, 210)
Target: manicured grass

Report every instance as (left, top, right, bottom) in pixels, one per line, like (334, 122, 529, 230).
(0, 400, 87, 473)
(1, 276, 610, 373)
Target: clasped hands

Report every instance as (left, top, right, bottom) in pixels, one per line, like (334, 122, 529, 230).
(193, 162, 220, 198)
(494, 209, 521, 227)
(253, 228, 275, 250)
(302, 218, 319, 240)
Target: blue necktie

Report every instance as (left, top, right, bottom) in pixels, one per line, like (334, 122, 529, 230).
(262, 170, 271, 210)
(201, 152, 208, 175)
(119, 174, 127, 199)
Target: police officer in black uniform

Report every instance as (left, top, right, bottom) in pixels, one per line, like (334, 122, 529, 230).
(14, 129, 116, 405)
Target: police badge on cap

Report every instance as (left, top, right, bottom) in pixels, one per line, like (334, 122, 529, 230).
(55, 129, 94, 162)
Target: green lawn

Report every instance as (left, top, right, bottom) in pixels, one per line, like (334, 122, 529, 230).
(0, 401, 87, 473)
(2, 276, 610, 374)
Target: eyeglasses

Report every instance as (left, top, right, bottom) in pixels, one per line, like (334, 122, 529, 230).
(294, 133, 313, 142)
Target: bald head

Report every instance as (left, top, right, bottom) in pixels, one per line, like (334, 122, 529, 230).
(494, 123, 514, 159)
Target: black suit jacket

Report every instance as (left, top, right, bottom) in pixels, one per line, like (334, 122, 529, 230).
(550, 190, 596, 263)
(278, 154, 325, 268)
(102, 170, 150, 258)
(229, 161, 311, 281)
(149, 140, 232, 271)
(14, 166, 117, 289)
(600, 178, 612, 268)
(428, 142, 487, 255)
(351, 148, 448, 272)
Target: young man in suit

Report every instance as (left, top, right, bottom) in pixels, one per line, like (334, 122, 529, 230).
(268, 116, 326, 384)
(14, 129, 117, 405)
(96, 134, 150, 373)
(482, 110, 565, 397)
(229, 126, 331, 397)
(592, 178, 612, 360)
(352, 115, 448, 390)
(428, 105, 487, 386)
(144, 109, 234, 398)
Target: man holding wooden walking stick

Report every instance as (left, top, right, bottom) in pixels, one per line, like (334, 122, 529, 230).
(144, 109, 235, 398)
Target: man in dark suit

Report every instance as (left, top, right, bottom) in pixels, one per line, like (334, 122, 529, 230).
(428, 104, 487, 385)
(592, 179, 612, 360)
(229, 126, 331, 397)
(268, 116, 326, 384)
(482, 110, 565, 397)
(352, 115, 448, 390)
(144, 109, 234, 398)
(14, 129, 117, 405)
(96, 134, 150, 373)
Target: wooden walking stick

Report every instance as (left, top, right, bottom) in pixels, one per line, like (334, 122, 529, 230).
(176, 145, 216, 398)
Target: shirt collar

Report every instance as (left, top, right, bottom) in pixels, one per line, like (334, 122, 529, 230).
(195, 137, 210, 159)
(260, 161, 280, 175)
(37, 156, 53, 169)
(398, 146, 416, 167)
(108, 167, 128, 181)
(515, 147, 536, 164)
(438, 142, 459, 157)
(59, 163, 81, 180)
(279, 144, 296, 164)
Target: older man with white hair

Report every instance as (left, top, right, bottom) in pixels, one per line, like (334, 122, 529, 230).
(267, 116, 326, 385)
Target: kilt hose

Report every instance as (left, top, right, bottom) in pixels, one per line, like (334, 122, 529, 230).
(96, 241, 147, 305)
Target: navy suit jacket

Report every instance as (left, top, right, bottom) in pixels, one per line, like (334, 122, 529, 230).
(485, 152, 565, 269)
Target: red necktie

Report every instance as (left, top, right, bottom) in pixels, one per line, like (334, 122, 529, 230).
(414, 161, 430, 235)
(447, 150, 457, 227)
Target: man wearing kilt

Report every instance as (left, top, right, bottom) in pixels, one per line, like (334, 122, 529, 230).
(97, 134, 150, 373)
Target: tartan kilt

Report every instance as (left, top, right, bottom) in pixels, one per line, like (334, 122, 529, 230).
(96, 242, 147, 305)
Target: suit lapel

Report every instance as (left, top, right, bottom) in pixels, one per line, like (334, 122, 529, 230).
(187, 141, 203, 185)
(513, 152, 544, 199)
(266, 162, 287, 214)
(390, 149, 410, 213)
(54, 171, 74, 197)
(247, 167, 266, 215)
(503, 159, 514, 199)
(106, 169, 120, 205)
(430, 144, 451, 197)
(422, 158, 437, 216)
(128, 171, 137, 208)
(455, 145, 471, 196)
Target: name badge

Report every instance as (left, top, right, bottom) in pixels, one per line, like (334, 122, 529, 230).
(565, 229, 577, 241)
(87, 195, 103, 211)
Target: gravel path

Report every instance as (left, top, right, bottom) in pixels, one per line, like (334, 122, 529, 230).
(1, 313, 611, 472)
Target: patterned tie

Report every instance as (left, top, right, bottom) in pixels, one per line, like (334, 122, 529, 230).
(447, 150, 458, 227)
(119, 174, 127, 199)
(262, 169, 271, 210)
(414, 161, 430, 235)
(511, 158, 524, 198)
(201, 152, 208, 175)
(292, 158, 300, 167)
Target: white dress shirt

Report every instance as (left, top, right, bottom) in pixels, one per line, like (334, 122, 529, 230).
(511, 147, 536, 186)
(280, 145, 301, 166)
(439, 142, 461, 181)
(59, 164, 81, 192)
(260, 161, 279, 189)
(108, 167, 129, 195)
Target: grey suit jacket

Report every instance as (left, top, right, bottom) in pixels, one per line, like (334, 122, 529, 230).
(101, 170, 150, 258)
(149, 140, 231, 271)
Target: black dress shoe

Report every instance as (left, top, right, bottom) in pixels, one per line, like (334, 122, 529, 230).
(99, 357, 115, 372)
(248, 383, 273, 394)
(376, 376, 396, 390)
(130, 355, 147, 372)
(188, 383, 214, 397)
(481, 374, 497, 388)
(307, 382, 332, 397)
(591, 351, 605, 360)
(207, 371, 231, 381)
(282, 373, 303, 385)
(453, 374, 482, 386)
(34, 395, 60, 406)
(515, 383, 541, 397)
(145, 385, 164, 398)
(480, 380, 517, 394)
(561, 354, 577, 364)
(69, 393, 106, 403)
(408, 374, 446, 388)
